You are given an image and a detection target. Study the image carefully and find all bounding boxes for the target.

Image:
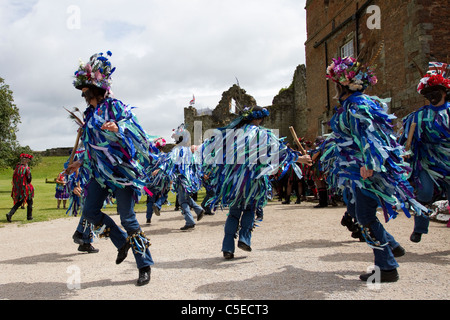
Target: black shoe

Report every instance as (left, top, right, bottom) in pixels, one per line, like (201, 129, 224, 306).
(137, 266, 151, 286)
(314, 203, 328, 208)
(6, 214, 12, 223)
(180, 225, 195, 231)
(352, 231, 365, 242)
(282, 200, 290, 204)
(223, 251, 234, 259)
(72, 231, 85, 245)
(359, 269, 399, 283)
(197, 210, 205, 221)
(27, 216, 33, 221)
(78, 244, 99, 253)
(410, 232, 422, 243)
(146, 219, 151, 224)
(392, 245, 406, 258)
(153, 204, 160, 216)
(341, 214, 358, 232)
(237, 241, 252, 252)
(116, 242, 131, 264)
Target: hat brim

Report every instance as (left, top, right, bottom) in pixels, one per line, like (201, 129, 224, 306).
(75, 84, 100, 91)
(420, 85, 448, 95)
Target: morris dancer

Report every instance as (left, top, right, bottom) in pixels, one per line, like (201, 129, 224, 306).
(201, 106, 311, 259)
(321, 57, 427, 282)
(145, 137, 170, 224)
(399, 62, 450, 242)
(66, 51, 154, 286)
(150, 125, 205, 230)
(7, 153, 34, 222)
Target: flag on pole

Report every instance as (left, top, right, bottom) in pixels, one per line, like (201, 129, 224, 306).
(189, 95, 195, 106)
(428, 62, 450, 78)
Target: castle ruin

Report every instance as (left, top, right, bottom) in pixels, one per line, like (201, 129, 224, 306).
(184, 64, 308, 146)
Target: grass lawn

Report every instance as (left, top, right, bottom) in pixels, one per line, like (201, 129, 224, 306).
(0, 156, 205, 226)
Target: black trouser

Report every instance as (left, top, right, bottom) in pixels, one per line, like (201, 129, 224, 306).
(8, 198, 33, 219)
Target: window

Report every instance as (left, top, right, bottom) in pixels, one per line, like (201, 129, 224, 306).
(230, 98, 237, 114)
(341, 39, 354, 58)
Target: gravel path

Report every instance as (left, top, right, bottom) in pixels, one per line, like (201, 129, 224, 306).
(0, 201, 449, 301)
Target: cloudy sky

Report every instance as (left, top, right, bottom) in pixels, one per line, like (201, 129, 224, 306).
(0, 0, 307, 151)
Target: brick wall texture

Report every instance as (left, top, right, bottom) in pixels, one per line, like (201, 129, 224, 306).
(305, 0, 450, 138)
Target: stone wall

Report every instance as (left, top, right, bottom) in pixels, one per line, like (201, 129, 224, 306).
(184, 66, 308, 146)
(40, 147, 73, 157)
(265, 64, 308, 143)
(185, 84, 257, 145)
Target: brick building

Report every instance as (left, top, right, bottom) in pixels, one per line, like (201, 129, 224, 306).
(304, 0, 450, 139)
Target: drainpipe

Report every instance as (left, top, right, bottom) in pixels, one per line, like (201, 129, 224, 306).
(325, 41, 331, 114)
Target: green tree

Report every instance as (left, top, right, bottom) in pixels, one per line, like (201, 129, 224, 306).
(0, 77, 40, 168)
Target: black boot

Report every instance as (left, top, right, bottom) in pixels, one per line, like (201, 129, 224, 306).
(314, 188, 328, 208)
(410, 232, 422, 243)
(237, 241, 252, 252)
(6, 207, 17, 223)
(359, 268, 399, 283)
(152, 204, 160, 216)
(72, 231, 84, 245)
(137, 266, 151, 286)
(351, 230, 365, 242)
(78, 243, 99, 253)
(116, 241, 131, 264)
(26, 203, 33, 221)
(392, 245, 406, 258)
(282, 195, 291, 204)
(341, 212, 359, 232)
(223, 251, 234, 259)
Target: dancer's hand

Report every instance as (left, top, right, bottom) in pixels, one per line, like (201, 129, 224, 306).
(73, 186, 82, 197)
(360, 166, 373, 180)
(101, 121, 118, 132)
(297, 154, 312, 166)
(66, 161, 82, 175)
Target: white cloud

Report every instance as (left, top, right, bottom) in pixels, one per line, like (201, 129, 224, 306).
(0, 0, 306, 151)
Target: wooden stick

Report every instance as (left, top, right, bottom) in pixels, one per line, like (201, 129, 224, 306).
(289, 126, 307, 154)
(405, 122, 416, 151)
(312, 151, 321, 162)
(65, 128, 82, 174)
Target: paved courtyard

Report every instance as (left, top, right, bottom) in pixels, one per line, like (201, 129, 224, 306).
(0, 201, 449, 301)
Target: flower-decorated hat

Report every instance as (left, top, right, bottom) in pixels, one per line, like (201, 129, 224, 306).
(326, 56, 378, 91)
(154, 137, 167, 149)
(417, 62, 450, 94)
(20, 153, 33, 159)
(73, 51, 116, 93)
(240, 106, 270, 121)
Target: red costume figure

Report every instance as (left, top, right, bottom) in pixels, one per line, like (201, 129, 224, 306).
(7, 153, 34, 222)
